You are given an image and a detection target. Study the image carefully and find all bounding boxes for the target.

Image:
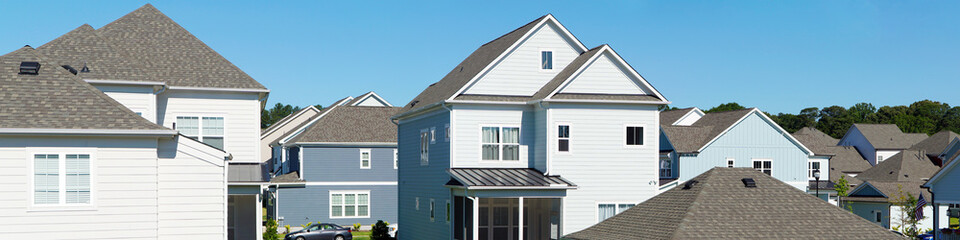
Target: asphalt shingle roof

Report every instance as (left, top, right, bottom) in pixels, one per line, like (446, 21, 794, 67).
(791, 127, 870, 185)
(851, 124, 928, 150)
(0, 46, 167, 131)
(908, 130, 959, 154)
(660, 108, 755, 153)
(856, 150, 941, 182)
(563, 168, 901, 240)
(659, 108, 696, 126)
(36, 24, 156, 82)
(289, 106, 401, 144)
(792, 127, 840, 155)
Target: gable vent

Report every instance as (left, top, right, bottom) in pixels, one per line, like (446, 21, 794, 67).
(742, 178, 757, 188)
(682, 180, 698, 190)
(19, 62, 40, 75)
(61, 65, 78, 75)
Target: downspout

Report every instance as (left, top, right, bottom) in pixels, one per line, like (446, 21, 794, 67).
(153, 84, 167, 95)
(924, 186, 937, 240)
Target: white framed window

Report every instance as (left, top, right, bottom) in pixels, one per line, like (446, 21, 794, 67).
(420, 130, 429, 166)
(557, 124, 570, 153)
(430, 127, 436, 144)
(659, 158, 672, 178)
(877, 155, 883, 162)
(444, 124, 450, 142)
(176, 115, 225, 150)
(330, 191, 370, 218)
(625, 125, 644, 146)
(597, 203, 636, 222)
(30, 151, 93, 207)
(393, 149, 398, 169)
(481, 126, 520, 161)
(541, 50, 553, 70)
(360, 149, 371, 169)
(430, 199, 436, 222)
(727, 158, 735, 168)
(808, 160, 822, 180)
(872, 210, 882, 222)
(753, 159, 772, 176)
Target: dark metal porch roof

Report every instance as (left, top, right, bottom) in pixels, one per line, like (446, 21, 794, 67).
(446, 168, 577, 189)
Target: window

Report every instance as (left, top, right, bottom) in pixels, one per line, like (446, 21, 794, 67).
(659, 158, 672, 178)
(445, 124, 451, 142)
(360, 149, 371, 169)
(541, 51, 553, 69)
(808, 161, 822, 180)
(430, 199, 436, 222)
(558, 125, 570, 152)
(177, 116, 225, 150)
(420, 131, 429, 166)
(330, 191, 370, 218)
(415, 197, 420, 210)
(430, 127, 436, 144)
(598, 203, 635, 222)
(727, 158, 735, 168)
(33, 153, 91, 205)
(393, 149, 398, 169)
(753, 159, 772, 175)
(446, 200, 451, 223)
(874, 211, 882, 222)
(626, 126, 644, 146)
(877, 155, 883, 162)
(481, 126, 520, 161)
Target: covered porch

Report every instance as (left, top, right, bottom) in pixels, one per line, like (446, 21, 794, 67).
(447, 168, 577, 240)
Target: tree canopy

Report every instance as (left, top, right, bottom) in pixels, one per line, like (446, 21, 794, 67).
(261, 103, 323, 129)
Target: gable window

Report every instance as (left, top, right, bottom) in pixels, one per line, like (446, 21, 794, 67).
(626, 126, 644, 146)
(330, 191, 370, 218)
(659, 158, 672, 178)
(481, 126, 520, 161)
(420, 130, 429, 166)
(753, 159, 772, 175)
(177, 116, 225, 150)
(727, 158, 735, 168)
(360, 149, 371, 169)
(33, 153, 91, 205)
(541, 51, 553, 70)
(598, 203, 635, 222)
(558, 125, 570, 152)
(808, 161, 822, 180)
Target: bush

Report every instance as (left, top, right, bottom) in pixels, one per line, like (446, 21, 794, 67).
(353, 223, 362, 231)
(371, 220, 393, 240)
(263, 219, 279, 240)
(284, 225, 291, 234)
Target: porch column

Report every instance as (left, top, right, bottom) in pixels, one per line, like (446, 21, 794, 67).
(518, 197, 524, 240)
(470, 196, 479, 240)
(256, 192, 264, 240)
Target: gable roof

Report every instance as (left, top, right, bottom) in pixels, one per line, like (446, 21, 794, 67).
(288, 106, 402, 144)
(848, 124, 928, 150)
(824, 146, 870, 185)
(661, 108, 810, 155)
(847, 180, 930, 203)
(563, 168, 900, 240)
(260, 105, 321, 136)
(908, 130, 959, 154)
(792, 127, 839, 155)
(347, 91, 393, 107)
(659, 108, 697, 126)
(924, 147, 960, 188)
(35, 24, 156, 82)
(92, 4, 265, 90)
(531, 44, 666, 102)
(0, 46, 170, 132)
(856, 150, 941, 182)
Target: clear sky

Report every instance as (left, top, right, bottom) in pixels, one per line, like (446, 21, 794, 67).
(2, 1, 957, 114)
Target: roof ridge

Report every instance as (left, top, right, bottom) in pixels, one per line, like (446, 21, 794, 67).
(480, 15, 548, 47)
(668, 168, 717, 238)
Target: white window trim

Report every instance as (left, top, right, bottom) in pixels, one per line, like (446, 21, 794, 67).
(329, 190, 371, 219)
(27, 148, 97, 211)
(726, 158, 735, 168)
(595, 202, 637, 223)
(479, 125, 521, 162)
(539, 48, 556, 72)
(430, 198, 436, 222)
(808, 160, 823, 180)
(659, 158, 672, 178)
(623, 124, 647, 148)
(556, 123, 572, 154)
(175, 114, 227, 150)
(420, 129, 430, 166)
(430, 127, 437, 144)
(444, 124, 451, 142)
(360, 149, 371, 169)
(393, 149, 398, 170)
(753, 159, 772, 175)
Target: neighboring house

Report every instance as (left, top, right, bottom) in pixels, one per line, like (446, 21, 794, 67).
(270, 92, 400, 228)
(394, 15, 670, 240)
(838, 124, 928, 165)
(659, 107, 814, 191)
(563, 168, 901, 240)
(33, 4, 269, 240)
(261, 106, 322, 162)
(0, 46, 229, 239)
(845, 150, 947, 229)
(923, 149, 960, 232)
(792, 127, 872, 202)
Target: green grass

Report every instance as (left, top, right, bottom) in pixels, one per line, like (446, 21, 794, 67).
(352, 231, 371, 240)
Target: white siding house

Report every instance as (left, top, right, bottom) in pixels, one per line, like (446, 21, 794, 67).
(838, 124, 928, 166)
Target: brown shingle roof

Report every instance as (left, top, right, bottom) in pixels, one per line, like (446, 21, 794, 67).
(0, 46, 168, 131)
(564, 168, 901, 240)
(659, 108, 696, 126)
(36, 24, 156, 82)
(792, 127, 839, 155)
(909, 130, 959, 154)
(851, 124, 928, 149)
(289, 106, 401, 144)
(661, 108, 755, 153)
(857, 150, 941, 182)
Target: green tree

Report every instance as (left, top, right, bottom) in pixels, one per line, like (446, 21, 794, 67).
(261, 103, 301, 129)
(834, 175, 851, 211)
(705, 102, 746, 113)
(263, 219, 279, 240)
(816, 105, 853, 138)
(848, 103, 876, 123)
(892, 184, 922, 238)
(371, 220, 393, 240)
(658, 105, 678, 111)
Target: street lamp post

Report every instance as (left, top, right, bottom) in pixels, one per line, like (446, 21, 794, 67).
(813, 169, 821, 200)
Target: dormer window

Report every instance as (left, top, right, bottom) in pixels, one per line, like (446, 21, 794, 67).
(541, 51, 553, 69)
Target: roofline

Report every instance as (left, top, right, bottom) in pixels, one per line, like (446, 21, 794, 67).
(848, 181, 890, 199)
(260, 105, 321, 139)
(923, 151, 960, 188)
(351, 91, 393, 107)
(286, 142, 397, 147)
(444, 185, 578, 190)
(695, 108, 814, 156)
(543, 45, 669, 102)
(277, 104, 342, 145)
(0, 128, 177, 137)
(671, 107, 705, 126)
(534, 99, 670, 105)
(166, 86, 270, 93)
(84, 79, 167, 86)
(394, 98, 672, 121)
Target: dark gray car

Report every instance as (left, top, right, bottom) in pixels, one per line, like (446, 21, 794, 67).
(284, 223, 353, 240)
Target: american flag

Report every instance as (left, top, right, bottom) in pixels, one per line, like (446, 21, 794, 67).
(915, 194, 927, 220)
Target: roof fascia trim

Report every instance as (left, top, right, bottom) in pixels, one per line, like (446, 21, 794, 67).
(0, 128, 177, 137)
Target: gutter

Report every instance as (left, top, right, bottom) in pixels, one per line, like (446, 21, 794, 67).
(0, 128, 177, 137)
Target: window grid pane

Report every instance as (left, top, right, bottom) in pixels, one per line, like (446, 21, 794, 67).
(201, 117, 224, 136)
(65, 154, 90, 204)
(34, 154, 59, 204)
(176, 116, 199, 136)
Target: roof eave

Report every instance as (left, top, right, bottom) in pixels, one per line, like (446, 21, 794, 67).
(0, 128, 177, 137)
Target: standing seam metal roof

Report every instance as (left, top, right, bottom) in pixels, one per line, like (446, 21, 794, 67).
(447, 168, 575, 188)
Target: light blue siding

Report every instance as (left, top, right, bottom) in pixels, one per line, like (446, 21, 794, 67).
(277, 185, 398, 227)
(302, 147, 397, 182)
(930, 165, 960, 201)
(850, 202, 890, 228)
(398, 109, 452, 240)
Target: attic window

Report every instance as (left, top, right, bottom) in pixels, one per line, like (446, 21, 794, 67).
(19, 62, 40, 75)
(541, 51, 553, 69)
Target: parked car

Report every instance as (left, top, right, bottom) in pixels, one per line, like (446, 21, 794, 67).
(917, 229, 935, 240)
(388, 223, 398, 238)
(284, 223, 352, 240)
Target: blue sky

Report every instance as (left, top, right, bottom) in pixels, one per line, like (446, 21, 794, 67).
(2, 1, 957, 114)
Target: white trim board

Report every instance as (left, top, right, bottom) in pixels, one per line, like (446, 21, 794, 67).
(0, 128, 176, 137)
(304, 181, 398, 186)
(260, 105, 321, 139)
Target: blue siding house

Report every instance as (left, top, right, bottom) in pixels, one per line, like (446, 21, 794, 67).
(659, 107, 815, 191)
(271, 92, 401, 228)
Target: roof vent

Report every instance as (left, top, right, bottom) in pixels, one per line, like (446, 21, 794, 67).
(682, 180, 698, 189)
(80, 61, 90, 73)
(410, 100, 419, 107)
(19, 62, 40, 75)
(61, 65, 78, 75)
(741, 178, 757, 188)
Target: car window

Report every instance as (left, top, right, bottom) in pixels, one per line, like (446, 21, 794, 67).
(307, 224, 321, 231)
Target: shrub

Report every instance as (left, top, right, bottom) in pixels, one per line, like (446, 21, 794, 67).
(353, 223, 362, 231)
(284, 225, 291, 234)
(371, 220, 393, 240)
(263, 219, 279, 240)
(300, 222, 313, 230)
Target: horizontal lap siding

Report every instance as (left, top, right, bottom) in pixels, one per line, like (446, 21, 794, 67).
(277, 185, 398, 227)
(0, 137, 159, 239)
(452, 105, 534, 169)
(159, 90, 260, 162)
(398, 110, 451, 239)
(932, 167, 960, 201)
(158, 137, 226, 239)
(547, 104, 660, 234)
(839, 128, 876, 165)
(558, 53, 646, 95)
(302, 147, 397, 182)
(95, 85, 157, 123)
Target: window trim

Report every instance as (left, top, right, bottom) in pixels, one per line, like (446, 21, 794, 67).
(27, 148, 97, 210)
(175, 114, 227, 150)
(393, 149, 398, 170)
(752, 159, 772, 176)
(430, 199, 436, 222)
(726, 158, 735, 168)
(479, 125, 522, 162)
(420, 129, 430, 166)
(808, 160, 823, 180)
(595, 202, 636, 223)
(360, 149, 371, 169)
(430, 127, 437, 144)
(556, 123, 572, 154)
(329, 190, 371, 219)
(659, 158, 672, 178)
(444, 124, 451, 142)
(623, 124, 647, 148)
(539, 49, 555, 71)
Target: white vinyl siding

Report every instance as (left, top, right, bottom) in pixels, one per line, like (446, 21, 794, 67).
(331, 191, 370, 218)
(157, 137, 227, 239)
(360, 149, 371, 169)
(159, 91, 260, 162)
(176, 116, 225, 150)
(481, 126, 520, 161)
(558, 52, 647, 95)
(92, 85, 157, 123)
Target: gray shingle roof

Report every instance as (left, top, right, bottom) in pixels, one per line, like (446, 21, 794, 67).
(792, 127, 839, 155)
(93, 4, 265, 89)
(289, 106, 401, 144)
(447, 168, 575, 188)
(0, 46, 168, 131)
(847, 180, 930, 203)
(563, 168, 901, 240)
(824, 146, 869, 186)
(856, 150, 941, 182)
(908, 130, 959, 154)
(659, 108, 696, 125)
(36, 24, 156, 82)
(851, 124, 928, 149)
(661, 108, 755, 153)
(261, 106, 320, 135)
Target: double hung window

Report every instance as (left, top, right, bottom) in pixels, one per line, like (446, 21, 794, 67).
(177, 116, 224, 150)
(753, 159, 772, 175)
(33, 153, 91, 205)
(598, 203, 636, 222)
(482, 126, 520, 161)
(330, 191, 370, 218)
(558, 125, 570, 152)
(420, 131, 430, 165)
(360, 149, 371, 169)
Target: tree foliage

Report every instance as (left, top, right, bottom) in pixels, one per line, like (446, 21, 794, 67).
(834, 175, 851, 212)
(704, 102, 746, 113)
(371, 220, 393, 240)
(261, 103, 324, 129)
(892, 184, 922, 238)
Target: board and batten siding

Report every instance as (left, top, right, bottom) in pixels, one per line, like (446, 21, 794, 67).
(546, 104, 661, 234)
(557, 53, 647, 95)
(839, 127, 877, 166)
(301, 147, 397, 182)
(158, 90, 261, 163)
(0, 136, 160, 239)
(462, 22, 582, 96)
(931, 166, 960, 201)
(677, 112, 810, 190)
(451, 105, 534, 169)
(93, 84, 157, 123)
(277, 185, 397, 227)
(158, 136, 227, 239)
(397, 110, 452, 240)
